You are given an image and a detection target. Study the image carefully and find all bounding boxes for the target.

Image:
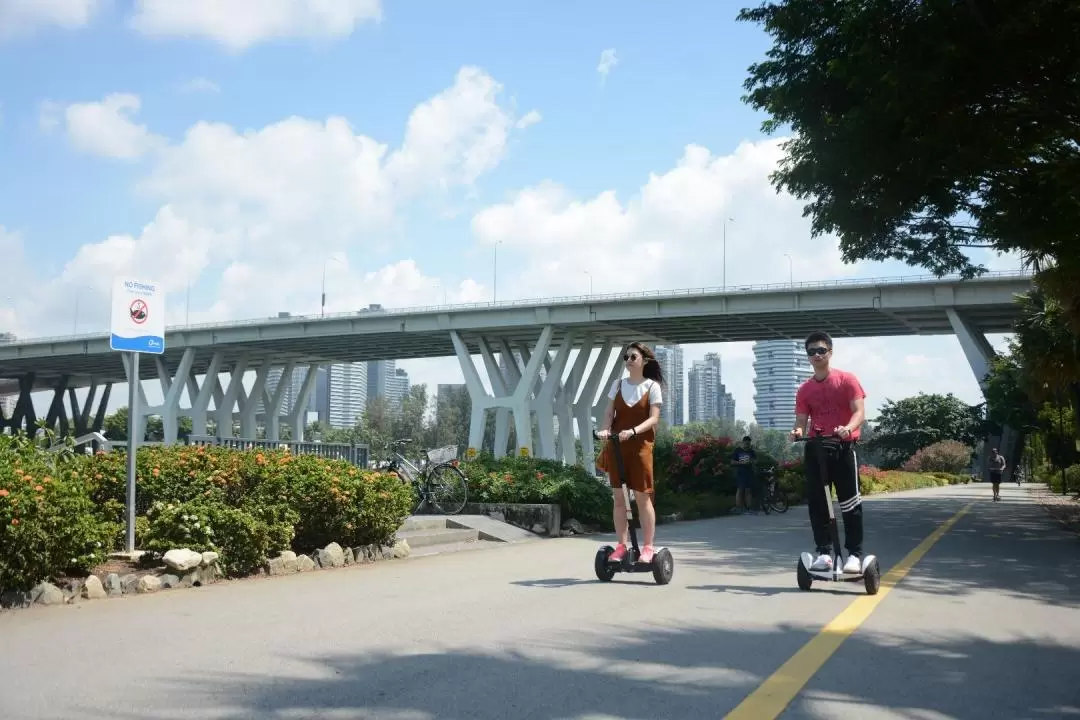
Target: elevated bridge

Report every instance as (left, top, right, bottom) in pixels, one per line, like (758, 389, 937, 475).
(0, 271, 1032, 465)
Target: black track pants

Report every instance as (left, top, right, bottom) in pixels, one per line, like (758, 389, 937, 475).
(805, 440, 864, 556)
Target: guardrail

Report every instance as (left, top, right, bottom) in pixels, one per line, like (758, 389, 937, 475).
(185, 435, 370, 468)
(1, 269, 1033, 346)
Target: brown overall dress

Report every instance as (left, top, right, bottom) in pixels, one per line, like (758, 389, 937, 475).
(596, 379, 656, 496)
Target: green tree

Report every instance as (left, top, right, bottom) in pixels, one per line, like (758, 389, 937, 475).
(867, 393, 985, 469)
(737, 0, 1080, 279)
(984, 348, 1040, 433)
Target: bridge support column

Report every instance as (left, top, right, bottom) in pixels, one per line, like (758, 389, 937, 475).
(479, 339, 513, 458)
(185, 352, 224, 436)
(947, 308, 1019, 482)
(557, 336, 594, 465)
(238, 359, 273, 439)
(214, 358, 249, 439)
(153, 349, 196, 445)
(532, 331, 575, 461)
(287, 364, 320, 442)
(0, 374, 37, 436)
(120, 354, 153, 442)
(68, 380, 113, 437)
(574, 340, 618, 473)
(452, 326, 551, 459)
(44, 375, 71, 436)
(262, 361, 296, 442)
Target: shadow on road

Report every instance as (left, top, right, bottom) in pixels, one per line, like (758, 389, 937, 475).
(84, 623, 1080, 719)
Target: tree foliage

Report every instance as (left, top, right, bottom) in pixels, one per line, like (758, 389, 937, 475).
(737, 0, 1080, 278)
(867, 392, 984, 469)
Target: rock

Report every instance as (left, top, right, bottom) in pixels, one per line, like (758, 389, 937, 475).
(392, 539, 411, 559)
(163, 549, 203, 572)
(82, 575, 107, 600)
(120, 574, 139, 594)
(136, 575, 161, 593)
(200, 551, 219, 567)
(354, 545, 377, 563)
(296, 554, 316, 572)
(379, 544, 394, 560)
(266, 556, 286, 576)
(531, 523, 546, 534)
(159, 574, 180, 589)
(317, 542, 346, 568)
(31, 582, 65, 606)
(343, 547, 355, 565)
(105, 573, 123, 596)
(0, 590, 31, 609)
(63, 580, 83, 604)
(280, 551, 298, 573)
(180, 569, 202, 587)
(561, 518, 585, 535)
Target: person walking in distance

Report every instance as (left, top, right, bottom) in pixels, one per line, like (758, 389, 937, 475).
(790, 331, 868, 574)
(596, 342, 665, 564)
(989, 448, 1007, 501)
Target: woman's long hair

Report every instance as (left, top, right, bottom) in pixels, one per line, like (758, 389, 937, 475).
(627, 341, 665, 386)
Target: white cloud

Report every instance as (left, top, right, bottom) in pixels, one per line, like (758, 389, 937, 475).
(43, 93, 165, 160)
(0, 0, 103, 38)
(128, 0, 382, 52)
(14, 66, 536, 342)
(597, 48, 618, 83)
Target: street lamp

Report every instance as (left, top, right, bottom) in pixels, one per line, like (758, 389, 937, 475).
(321, 254, 346, 317)
(584, 270, 593, 295)
(783, 254, 793, 286)
(723, 217, 735, 291)
(492, 240, 503, 303)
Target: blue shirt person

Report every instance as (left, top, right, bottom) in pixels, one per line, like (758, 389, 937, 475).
(731, 436, 758, 513)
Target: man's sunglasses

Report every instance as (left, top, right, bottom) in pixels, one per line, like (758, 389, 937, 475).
(806, 347, 829, 356)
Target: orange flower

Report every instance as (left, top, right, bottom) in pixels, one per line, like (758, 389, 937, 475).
(0, 488, 8, 497)
(34, 485, 44, 492)
(152, 468, 160, 477)
(10, 518, 18, 526)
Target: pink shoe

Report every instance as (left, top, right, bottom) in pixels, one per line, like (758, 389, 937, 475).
(609, 543, 627, 562)
(640, 545, 656, 564)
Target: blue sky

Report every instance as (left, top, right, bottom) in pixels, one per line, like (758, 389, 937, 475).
(0, 0, 1020, 423)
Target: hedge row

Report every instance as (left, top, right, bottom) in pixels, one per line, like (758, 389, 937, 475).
(1, 434, 413, 594)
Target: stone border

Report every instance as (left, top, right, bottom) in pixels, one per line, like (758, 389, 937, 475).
(0, 538, 411, 612)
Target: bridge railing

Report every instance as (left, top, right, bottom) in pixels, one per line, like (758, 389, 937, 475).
(1, 269, 1033, 345)
(185, 435, 370, 468)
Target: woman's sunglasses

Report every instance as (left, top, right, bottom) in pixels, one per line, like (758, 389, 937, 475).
(624, 353, 641, 362)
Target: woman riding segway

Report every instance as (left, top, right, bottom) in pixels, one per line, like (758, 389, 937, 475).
(596, 342, 664, 565)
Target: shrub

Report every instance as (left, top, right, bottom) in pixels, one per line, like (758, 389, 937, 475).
(143, 500, 282, 577)
(462, 454, 613, 528)
(901, 440, 973, 474)
(0, 433, 113, 593)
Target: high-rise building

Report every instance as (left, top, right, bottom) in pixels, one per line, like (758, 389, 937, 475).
(327, 362, 369, 428)
(752, 339, 813, 429)
(688, 352, 735, 424)
(385, 367, 411, 408)
(653, 344, 685, 427)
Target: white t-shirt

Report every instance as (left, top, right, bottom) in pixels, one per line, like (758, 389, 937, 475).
(608, 378, 663, 407)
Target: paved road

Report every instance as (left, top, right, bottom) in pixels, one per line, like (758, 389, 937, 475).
(1, 484, 1077, 719)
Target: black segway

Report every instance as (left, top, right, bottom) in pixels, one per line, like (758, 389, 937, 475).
(593, 431, 674, 585)
(793, 432, 881, 595)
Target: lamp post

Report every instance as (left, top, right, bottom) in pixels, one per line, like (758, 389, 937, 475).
(784, 254, 793, 286)
(321, 254, 345, 317)
(723, 217, 735, 291)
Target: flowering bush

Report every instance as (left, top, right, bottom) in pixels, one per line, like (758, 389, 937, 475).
(0, 434, 113, 594)
(900, 440, 973, 474)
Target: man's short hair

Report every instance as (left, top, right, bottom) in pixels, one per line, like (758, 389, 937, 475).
(742, 435, 751, 442)
(805, 330, 833, 351)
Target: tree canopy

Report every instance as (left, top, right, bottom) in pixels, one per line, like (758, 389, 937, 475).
(737, 0, 1080, 279)
(867, 392, 984, 468)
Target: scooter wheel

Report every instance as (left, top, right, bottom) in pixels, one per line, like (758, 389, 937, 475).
(651, 548, 674, 585)
(863, 557, 881, 595)
(595, 546, 616, 582)
(797, 560, 813, 591)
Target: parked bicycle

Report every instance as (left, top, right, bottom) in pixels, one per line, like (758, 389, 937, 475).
(757, 466, 789, 515)
(384, 438, 469, 515)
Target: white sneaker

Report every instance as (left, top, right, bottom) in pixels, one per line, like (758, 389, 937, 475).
(810, 553, 833, 571)
(842, 554, 862, 574)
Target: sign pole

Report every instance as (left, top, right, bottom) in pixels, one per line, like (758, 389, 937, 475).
(111, 277, 164, 556)
(125, 351, 140, 553)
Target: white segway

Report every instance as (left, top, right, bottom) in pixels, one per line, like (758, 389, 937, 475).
(593, 431, 675, 586)
(793, 433, 881, 595)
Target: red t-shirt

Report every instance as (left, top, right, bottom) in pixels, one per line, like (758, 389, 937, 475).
(794, 369, 867, 440)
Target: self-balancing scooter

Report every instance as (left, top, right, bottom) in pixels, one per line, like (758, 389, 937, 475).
(793, 433, 881, 595)
(593, 431, 674, 585)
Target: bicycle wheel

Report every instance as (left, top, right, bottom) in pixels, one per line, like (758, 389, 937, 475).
(426, 462, 469, 515)
(769, 491, 789, 514)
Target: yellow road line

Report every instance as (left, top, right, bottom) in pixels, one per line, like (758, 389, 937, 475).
(725, 502, 974, 720)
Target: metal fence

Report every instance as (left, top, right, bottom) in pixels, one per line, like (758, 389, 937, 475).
(185, 435, 370, 468)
